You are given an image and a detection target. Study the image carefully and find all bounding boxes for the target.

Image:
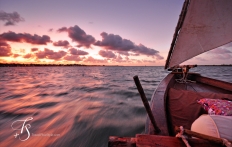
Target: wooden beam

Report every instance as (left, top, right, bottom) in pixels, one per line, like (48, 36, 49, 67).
(133, 75, 161, 134)
(109, 135, 222, 147)
(195, 75, 232, 92)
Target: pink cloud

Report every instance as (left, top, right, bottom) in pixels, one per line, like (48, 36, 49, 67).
(23, 53, 33, 59)
(194, 57, 207, 61)
(63, 55, 83, 61)
(0, 41, 11, 56)
(84, 56, 108, 64)
(69, 48, 88, 55)
(13, 54, 20, 58)
(35, 48, 67, 60)
(31, 48, 39, 52)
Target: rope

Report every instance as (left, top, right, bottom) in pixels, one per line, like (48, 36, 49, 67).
(222, 138, 232, 147)
(176, 126, 191, 147)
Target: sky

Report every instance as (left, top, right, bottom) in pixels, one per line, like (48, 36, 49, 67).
(0, 0, 231, 66)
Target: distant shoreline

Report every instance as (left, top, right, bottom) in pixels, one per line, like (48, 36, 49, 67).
(0, 63, 231, 67)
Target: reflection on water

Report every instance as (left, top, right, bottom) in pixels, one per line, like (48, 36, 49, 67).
(0, 66, 231, 147)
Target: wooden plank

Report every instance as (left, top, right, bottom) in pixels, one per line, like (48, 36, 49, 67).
(187, 82, 232, 93)
(108, 136, 136, 147)
(136, 134, 223, 147)
(195, 75, 232, 92)
(146, 73, 175, 135)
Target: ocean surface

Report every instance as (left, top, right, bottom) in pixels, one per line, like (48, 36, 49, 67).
(0, 66, 232, 147)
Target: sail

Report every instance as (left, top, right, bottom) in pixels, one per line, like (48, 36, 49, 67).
(165, 0, 232, 69)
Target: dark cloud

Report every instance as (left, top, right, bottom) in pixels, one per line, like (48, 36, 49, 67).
(0, 11, 24, 26)
(99, 50, 116, 58)
(154, 54, 164, 60)
(57, 25, 95, 48)
(31, 48, 39, 52)
(94, 32, 163, 58)
(0, 41, 11, 56)
(69, 48, 88, 55)
(35, 48, 67, 60)
(23, 53, 33, 59)
(94, 32, 134, 51)
(0, 31, 52, 45)
(57, 27, 68, 32)
(53, 40, 70, 48)
(117, 51, 130, 56)
(63, 55, 82, 61)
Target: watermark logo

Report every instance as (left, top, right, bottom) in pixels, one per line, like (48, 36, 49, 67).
(11, 117, 33, 141)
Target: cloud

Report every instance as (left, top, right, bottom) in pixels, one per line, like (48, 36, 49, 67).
(31, 48, 39, 52)
(84, 56, 108, 64)
(94, 32, 134, 51)
(112, 55, 127, 63)
(35, 48, 67, 60)
(117, 51, 130, 56)
(222, 42, 232, 48)
(94, 32, 163, 59)
(0, 31, 52, 45)
(0, 41, 11, 56)
(48, 28, 53, 32)
(23, 53, 33, 59)
(13, 54, 20, 58)
(142, 59, 156, 63)
(57, 27, 68, 32)
(129, 53, 140, 56)
(53, 40, 70, 48)
(212, 54, 232, 60)
(57, 25, 95, 48)
(69, 48, 88, 55)
(0, 11, 24, 26)
(195, 57, 207, 61)
(63, 55, 83, 61)
(209, 48, 232, 54)
(99, 50, 116, 58)
(207, 48, 232, 60)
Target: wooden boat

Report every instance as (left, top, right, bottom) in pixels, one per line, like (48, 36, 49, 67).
(109, 0, 232, 146)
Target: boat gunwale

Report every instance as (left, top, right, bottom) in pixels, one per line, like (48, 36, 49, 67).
(146, 72, 232, 136)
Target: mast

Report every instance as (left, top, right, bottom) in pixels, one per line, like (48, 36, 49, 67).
(165, 0, 190, 69)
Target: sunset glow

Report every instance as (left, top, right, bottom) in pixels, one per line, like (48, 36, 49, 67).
(0, 0, 231, 66)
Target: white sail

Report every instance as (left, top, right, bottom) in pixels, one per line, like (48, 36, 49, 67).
(167, 0, 232, 68)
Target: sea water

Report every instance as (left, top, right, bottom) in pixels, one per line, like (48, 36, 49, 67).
(0, 66, 231, 147)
